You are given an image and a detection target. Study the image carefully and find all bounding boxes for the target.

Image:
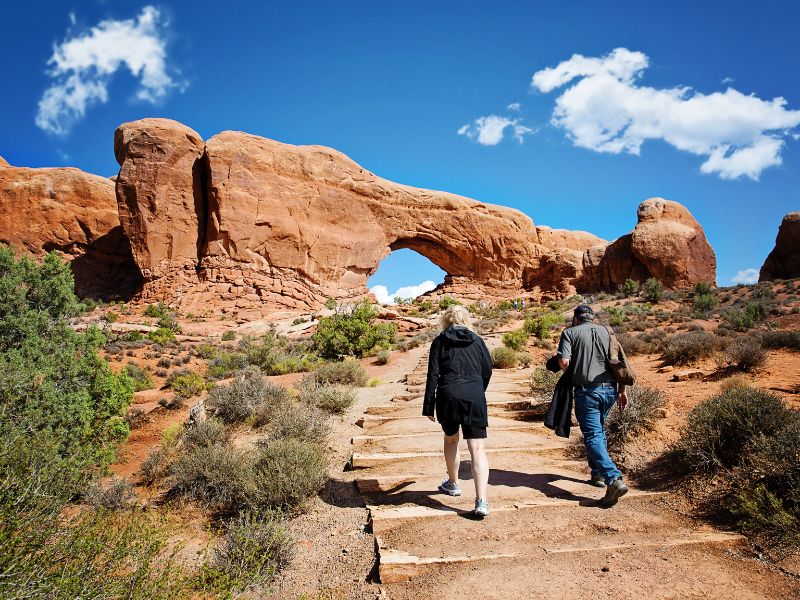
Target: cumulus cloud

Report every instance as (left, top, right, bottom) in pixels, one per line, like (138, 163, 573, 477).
(36, 6, 179, 135)
(458, 114, 533, 146)
(507, 102, 522, 111)
(531, 47, 800, 180)
(731, 268, 760, 285)
(370, 280, 437, 305)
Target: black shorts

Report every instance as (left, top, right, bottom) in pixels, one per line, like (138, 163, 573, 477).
(440, 420, 487, 439)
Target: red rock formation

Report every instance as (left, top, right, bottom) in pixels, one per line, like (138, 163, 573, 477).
(760, 212, 800, 281)
(0, 163, 141, 298)
(114, 118, 206, 281)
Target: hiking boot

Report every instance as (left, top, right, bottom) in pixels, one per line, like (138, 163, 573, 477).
(438, 478, 461, 496)
(589, 474, 606, 488)
(474, 499, 489, 518)
(598, 477, 629, 507)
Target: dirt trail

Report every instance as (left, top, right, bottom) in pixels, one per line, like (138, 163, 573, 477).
(351, 333, 798, 599)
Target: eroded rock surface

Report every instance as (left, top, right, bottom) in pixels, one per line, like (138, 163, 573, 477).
(760, 212, 800, 281)
(0, 163, 141, 298)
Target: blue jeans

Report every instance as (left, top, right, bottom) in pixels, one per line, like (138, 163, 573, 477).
(574, 384, 622, 485)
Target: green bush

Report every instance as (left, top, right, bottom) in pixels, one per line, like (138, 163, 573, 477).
(618, 278, 640, 298)
(606, 386, 666, 451)
(182, 418, 228, 449)
(731, 485, 800, 558)
(722, 300, 767, 331)
(677, 385, 790, 472)
(147, 327, 177, 345)
(240, 332, 318, 376)
(203, 510, 292, 593)
(250, 439, 327, 512)
(761, 329, 800, 350)
(299, 383, 357, 415)
(312, 300, 396, 358)
(529, 366, 560, 399)
(605, 306, 625, 327)
(169, 371, 206, 398)
(170, 443, 254, 512)
(502, 329, 528, 351)
(206, 350, 249, 380)
(692, 293, 718, 317)
(144, 302, 169, 319)
(693, 282, 716, 296)
(122, 330, 143, 342)
(438, 296, 461, 309)
(660, 330, 719, 365)
(207, 368, 291, 425)
(269, 402, 330, 443)
(305, 359, 367, 387)
(523, 312, 563, 339)
(122, 362, 154, 391)
(491, 347, 519, 369)
(375, 349, 390, 365)
(641, 278, 665, 303)
(221, 330, 236, 341)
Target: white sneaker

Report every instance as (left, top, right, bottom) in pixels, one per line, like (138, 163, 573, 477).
(438, 478, 461, 496)
(474, 499, 489, 518)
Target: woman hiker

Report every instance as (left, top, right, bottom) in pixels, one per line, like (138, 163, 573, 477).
(422, 304, 493, 517)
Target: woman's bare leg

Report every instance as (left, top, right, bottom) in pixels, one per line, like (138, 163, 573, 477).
(467, 438, 489, 500)
(443, 432, 460, 483)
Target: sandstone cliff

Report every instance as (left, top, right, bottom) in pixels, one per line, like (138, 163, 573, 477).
(760, 212, 800, 281)
(0, 160, 141, 298)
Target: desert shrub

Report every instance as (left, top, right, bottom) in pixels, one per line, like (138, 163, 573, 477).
(523, 311, 563, 339)
(617, 330, 666, 356)
(375, 349, 390, 365)
(140, 446, 173, 485)
(660, 330, 719, 365)
(269, 402, 330, 443)
(731, 485, 800, 558)
(197, 343, 217, 359)
(618, 278, 639, 298)
(221, 330, 236, 341)
(692, 293, 718, 317)
(170, 443, 254, 512)
(182, 418, 228, 449)
(605, 306, 625, 327)
(719, 337, 767, 372)
(751, 283, 776, 299)
(437, 296, 462, 309)
(502, 328, 528, 351)
(722, 300, 767, 331)
(677, 385, 790, 472)
(606, 386, 666, 451)
(206, 350, 249, 380)
(249, 439, 327, 512)
(291, 317, 308, 326)
(693, 281, 715, 296)
(83, 477, 136, 509)
(144, 302, 169, 319)
(147, 327, 177, 345)
(203, 510, 292, 593)
(761, 329, 800, 350)
(491, 347, 519, 369)
(517, 351, 533, 368)
(312, 300, 396, 358)
(529, 366, 559, 399)
(122, 362, 154, 391)
(240, 331, 317, 376)
(299, 383, 357, 415)
(641, 278, 665, 303)
(305, 359, 367, 387)
(169, 371, 206, 398)
(207, 368, 291, 425)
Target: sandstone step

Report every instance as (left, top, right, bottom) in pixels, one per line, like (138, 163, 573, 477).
(351, 443, 569, 469)
(352, 426, 560, 455)
(364, 397, 536, 417)
(377, 530, 746, 584)
(355, 410, 545, 433)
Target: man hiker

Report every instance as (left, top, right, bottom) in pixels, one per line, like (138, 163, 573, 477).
(557, 304, 629, 507)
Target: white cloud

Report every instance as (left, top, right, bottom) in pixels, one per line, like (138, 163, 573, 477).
(531, 48, 800, 180)
(370, 280, 437, 305)
(507, 102, 522, 111)
(722, 76, 735, 85)
(731, 268, 760, 285)
(36, 6, 180, 135)
(458, 114, 533, 146)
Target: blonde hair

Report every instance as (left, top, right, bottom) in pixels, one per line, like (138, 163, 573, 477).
(440, 304, 473, 331)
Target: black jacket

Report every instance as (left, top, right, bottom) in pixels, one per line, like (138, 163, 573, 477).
(422, 326, 493, 427)
(544, 354, 574, 438)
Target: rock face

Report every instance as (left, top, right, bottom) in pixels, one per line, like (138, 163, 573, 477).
(114, 118, 206, 281)
(109, 118, 717, 310)
(0, 163, 142, 298)
(760, 212, 800, 281)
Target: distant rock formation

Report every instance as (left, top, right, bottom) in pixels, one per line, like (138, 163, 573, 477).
(0, 160, 142, 298)
(760, 212, 800, 281)
(0, 118, 717, 310)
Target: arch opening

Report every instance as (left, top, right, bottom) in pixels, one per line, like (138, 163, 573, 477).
(367, 248, 446, 305)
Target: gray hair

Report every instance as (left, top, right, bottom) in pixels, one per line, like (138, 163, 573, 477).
(440, 304, 473, 331)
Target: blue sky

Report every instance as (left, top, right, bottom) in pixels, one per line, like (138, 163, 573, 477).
(2, 1, 799, 300)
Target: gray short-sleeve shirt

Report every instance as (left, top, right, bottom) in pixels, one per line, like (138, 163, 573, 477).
(557, 322, 614, 386)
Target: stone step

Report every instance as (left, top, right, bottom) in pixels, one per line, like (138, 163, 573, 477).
(377, 530, 746, 584)
(355, 410, 546, 433)
(364, 397, 535, 417)
(353, 426, 560, 455)
(351, 443, 569, 469)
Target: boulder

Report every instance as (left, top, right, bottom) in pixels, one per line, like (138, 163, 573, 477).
(114, 118, 206, 281)
(0, 164, 141, 298)
(760, 212, 800, 281)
